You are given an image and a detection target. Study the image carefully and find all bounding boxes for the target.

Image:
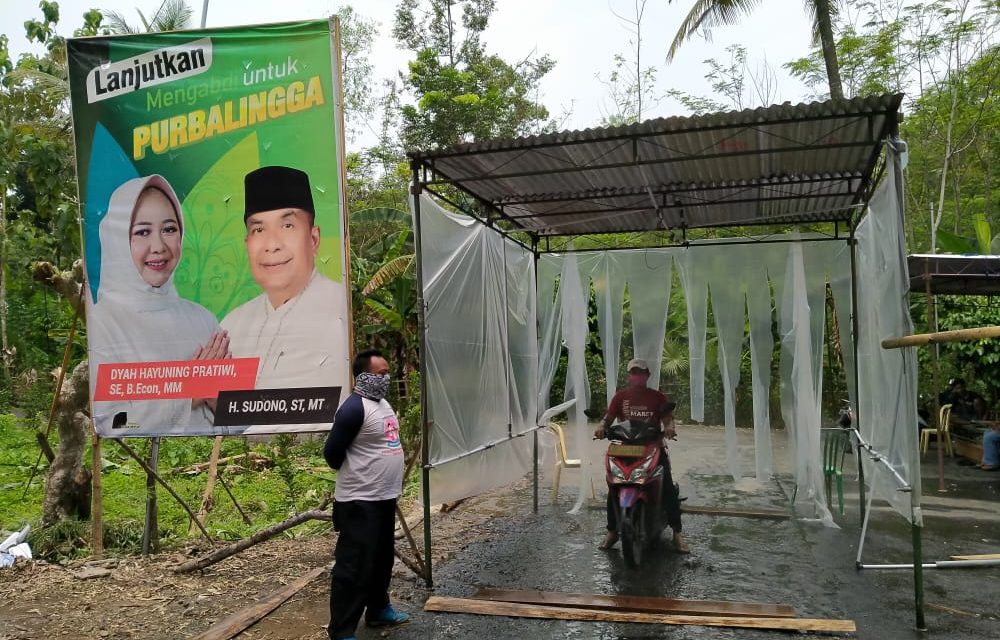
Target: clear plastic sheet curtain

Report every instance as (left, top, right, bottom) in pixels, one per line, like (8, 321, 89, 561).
(536, 254, 563, 416)
(676, 251, 710, 422)
(619, 251, 674, 390)
(780, 239, 835, 526)
(535, 253, 566, 474)
(592, 254, 627, 401)
(559, 251, 595, 513)
(506, 240, 539, 436)
(416, 195, 536, 504)
(854, 145, 921, 523)
(416, 184, 914, 519)
(747, 255, 779, 481)
(706, 245, 749, 481)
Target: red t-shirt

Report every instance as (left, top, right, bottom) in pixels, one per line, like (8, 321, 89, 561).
(605, 386, 672, 425)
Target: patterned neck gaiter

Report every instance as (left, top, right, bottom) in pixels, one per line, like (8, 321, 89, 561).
(355, 372, 391, 401)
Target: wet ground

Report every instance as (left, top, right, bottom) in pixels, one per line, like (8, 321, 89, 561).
(373, 424, 998, 640)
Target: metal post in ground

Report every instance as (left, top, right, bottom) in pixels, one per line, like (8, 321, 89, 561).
(410, 160, 433, 588)
(848, 229, 866, 525)
(912, 516, 926, 631)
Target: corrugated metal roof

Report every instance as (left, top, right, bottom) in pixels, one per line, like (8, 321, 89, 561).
(411, 94, 903, 235)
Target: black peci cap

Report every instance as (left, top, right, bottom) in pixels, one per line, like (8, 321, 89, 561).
(244, 166, 315, 221)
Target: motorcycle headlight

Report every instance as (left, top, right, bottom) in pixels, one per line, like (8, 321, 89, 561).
(627, 466, 647, 482)
(609, 464, 626, 481)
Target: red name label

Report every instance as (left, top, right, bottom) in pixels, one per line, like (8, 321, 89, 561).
(94, 358, 260, 401)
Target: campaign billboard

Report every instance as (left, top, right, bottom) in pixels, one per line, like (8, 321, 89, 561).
(67, 19, 350, 437)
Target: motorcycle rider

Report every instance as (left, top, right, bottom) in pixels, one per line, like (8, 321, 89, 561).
(594, 358, 689, 554)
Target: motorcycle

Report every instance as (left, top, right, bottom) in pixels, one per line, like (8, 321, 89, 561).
(603, 417, 674, 567)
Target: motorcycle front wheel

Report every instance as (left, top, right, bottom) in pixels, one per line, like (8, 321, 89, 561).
(621, 502, 645, 568)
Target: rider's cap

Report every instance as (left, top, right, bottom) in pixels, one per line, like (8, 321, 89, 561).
(627, 358, 650, 372)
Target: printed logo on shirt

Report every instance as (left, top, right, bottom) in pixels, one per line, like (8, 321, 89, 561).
(622, 399, 655, 421)
(383, 416, 401, 449)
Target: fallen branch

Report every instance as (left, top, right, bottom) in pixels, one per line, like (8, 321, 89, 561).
(217, 473, 252, 525)
(394, 548, 424, 577)
(174, 496, 332, 574)
(173, 452, 271, 475)
(440, 498, 466, 513)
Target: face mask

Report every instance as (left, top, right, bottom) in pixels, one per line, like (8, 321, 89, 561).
(628, 372, 650, 388)
(355, 372, 391, 400)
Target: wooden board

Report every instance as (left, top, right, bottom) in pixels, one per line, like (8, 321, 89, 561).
(425, 596, 856, 633)
(952, 438, 983, 464)
(681, 505, 791, 520)
(193, 564, 327, 640)
(474, 588, 796, 618)
(949, 553, 1000, 561)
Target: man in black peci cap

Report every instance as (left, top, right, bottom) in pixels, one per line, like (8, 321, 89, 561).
(221, 165, 348, 398)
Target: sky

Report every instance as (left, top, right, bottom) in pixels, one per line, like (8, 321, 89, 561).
(1, 0, 816, 146)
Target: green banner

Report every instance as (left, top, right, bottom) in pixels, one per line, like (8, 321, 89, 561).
(68, 20, 350, 438)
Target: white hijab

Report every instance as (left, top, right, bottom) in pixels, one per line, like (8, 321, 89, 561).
(87, 175, 219, 435)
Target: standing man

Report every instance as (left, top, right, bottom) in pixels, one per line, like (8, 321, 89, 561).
(222, 165, 349, 393)
(593, 358, 688, 554)
(323, 349, 409, 640)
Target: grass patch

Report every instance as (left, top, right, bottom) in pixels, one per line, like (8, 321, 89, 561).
(1, 414, 343, 558)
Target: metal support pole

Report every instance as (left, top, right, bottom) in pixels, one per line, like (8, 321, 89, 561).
(848, 228, 866, 524)
(532, 235, 539, 515)
(863, 559, 1000, 570)
(912, 517, 927, 631)
(200, 0, 209, 28)
(925, 261, 945, 493)
(411, 161, 433, 588)
(532, 430, 539, 513)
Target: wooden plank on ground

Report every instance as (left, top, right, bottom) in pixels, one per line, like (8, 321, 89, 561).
(949, 553, 1000, 561)
(425, 597, 856, 633)
(681, 505, 791, 520)
(474, 588, 795, 618)
(193, 564, 328, 640)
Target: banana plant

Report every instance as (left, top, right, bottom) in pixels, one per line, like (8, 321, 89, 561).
(936, 213, 1000, 255)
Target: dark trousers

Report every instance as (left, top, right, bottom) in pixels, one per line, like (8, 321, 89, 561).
(328, 498, 397, 640)
(606, 448, 682, 533)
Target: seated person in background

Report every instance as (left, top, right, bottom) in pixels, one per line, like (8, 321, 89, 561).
(938, 378, 986, 423)
(981, 424, 1000, 471)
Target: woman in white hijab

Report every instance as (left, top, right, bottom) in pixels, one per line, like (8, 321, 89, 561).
(88, 175, 227, 435)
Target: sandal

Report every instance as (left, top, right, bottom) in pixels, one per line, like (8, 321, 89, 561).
(598, 531, 618, 550)
(979, 464, 998, 471)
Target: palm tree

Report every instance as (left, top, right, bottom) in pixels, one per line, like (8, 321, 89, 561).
(103, 0, 194, 34)
(667, 0, 845, 101)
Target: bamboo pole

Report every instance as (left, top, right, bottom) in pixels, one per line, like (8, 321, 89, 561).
(191, 436, 224, 535)
(881, 325, 1000, 349)
(395, 503, 425, 576)
(116, 439, 214, 544)
(91, 427, 103, 559)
